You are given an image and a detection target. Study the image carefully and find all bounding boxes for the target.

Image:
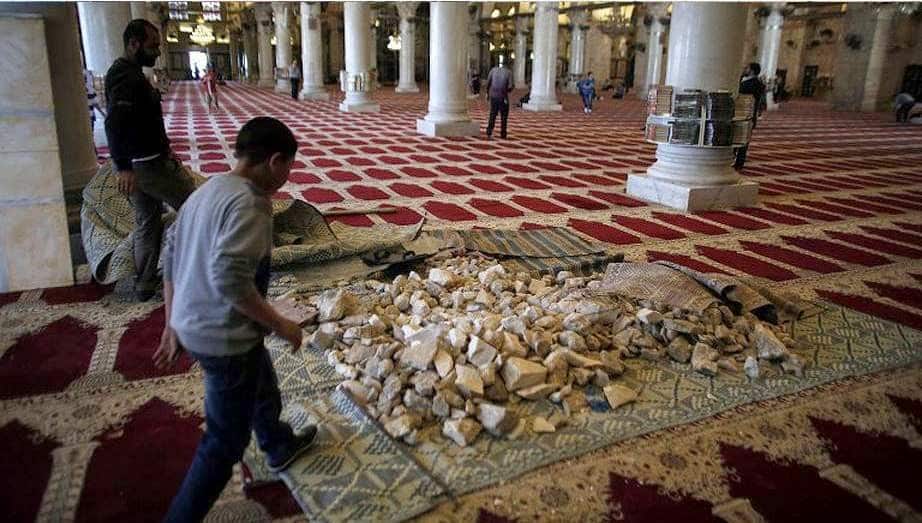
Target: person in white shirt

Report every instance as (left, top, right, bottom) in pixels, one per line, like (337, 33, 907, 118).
(289, 59, 301, 100)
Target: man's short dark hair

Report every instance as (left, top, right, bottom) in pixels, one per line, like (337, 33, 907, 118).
(124, 19, 158, 48)
(235, 117, 297, 164)
(749, 62, 762, 75)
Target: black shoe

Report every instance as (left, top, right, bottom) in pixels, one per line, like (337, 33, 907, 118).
(268, 425, 317, 473)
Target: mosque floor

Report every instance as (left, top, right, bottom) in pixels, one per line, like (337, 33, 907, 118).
(1, 82, 920, 521)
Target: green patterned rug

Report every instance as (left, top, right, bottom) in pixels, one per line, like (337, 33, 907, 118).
(244, 302, 922, 522)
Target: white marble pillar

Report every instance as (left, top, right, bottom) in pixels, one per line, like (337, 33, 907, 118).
(256, 4, 275, 87)
(468, 5, 483, 77)
(130, 2, 149, 21)
(299, 2, 329, 99)
(395, 2, 420, 93)
(861, 5, 897, 112)
(243, 19, 259, 83)
(524, 2, 562, 112)
(339, 2, 379, 112)
(513, 16, 529, 87)
(77, 2, 131, 75)
(273, 2, 293, 92)
(328, 7, 345, 79)
(417, 2, 479, 136)
(633, 8, 649, 99)
(229, 29, 241, 80)
(627, 2, 758, 212)
(759, 3, 785, 110)
(369, 6, 379, 87)
(565, 8, 589, 93)
(644, 3, 669, 96)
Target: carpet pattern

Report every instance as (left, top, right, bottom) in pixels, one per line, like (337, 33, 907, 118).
(0, 82, 919, 521)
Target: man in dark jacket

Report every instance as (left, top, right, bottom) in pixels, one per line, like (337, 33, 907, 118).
(734, 62, 766, 170)
(485, 61, 513, 139)
(105, 19, 195, 301)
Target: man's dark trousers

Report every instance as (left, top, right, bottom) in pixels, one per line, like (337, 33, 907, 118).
(896, 102, 914, 122)
(130, 157, 195, 295)
(290, 78, 300, 100)
(163, 344, 299, 522)
(486, 96, 509, 138)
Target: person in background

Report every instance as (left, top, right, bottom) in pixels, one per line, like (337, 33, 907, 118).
(289, 59, 301, 100)
(84, 68, 105, 137)
(485, 59, 513, 139)
(734, 62, 766, 170)
(201, 65, 220, 111)
(156, 117, 316, 522)
(895, 92, 916, 123)
(470, 69, 481, 96)
(578, 72, 597, 113)
(105, 19, 196, 301)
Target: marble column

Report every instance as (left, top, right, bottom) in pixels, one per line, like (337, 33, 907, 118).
(417, 2, 479, 137)
(523, 2, 562, 112)
(152, 4, 169, 71)
(395, 2, 420, 93)
(256, 4, 275, 88)
(759, 3, 785, 110)
(468, 5, 482, 78)
(565, 8, 589, 93)
(627, 2, 758, 212)
(369, 6, 379, 87)
(299, 2, 329, 99)
(273, 2, 293, 92)
(644, 3, 669, 96)
(229, 29, 241, 80)
(77, 1, 131, 75)
(861, 5, 897, 112)
(339, 2, 379, 112)
(1, 4, 107, 290)
(328, 7, 345, 79)
(633, 7, 649, 99)
(513, 15, 529, 88)
(243, 17, 259, 83)
(130, 2, 149, 21)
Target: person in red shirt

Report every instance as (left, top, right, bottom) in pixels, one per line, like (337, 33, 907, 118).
(201, 66, 219, 111)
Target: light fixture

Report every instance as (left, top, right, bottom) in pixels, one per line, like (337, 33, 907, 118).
(511, 52, 515, 59)
(179, 23, 194, 33)
(491, 8, 501, 18)
(190, 24, 215, 46)
(387, 34, 401, 51)
(489, 42, 496, 51)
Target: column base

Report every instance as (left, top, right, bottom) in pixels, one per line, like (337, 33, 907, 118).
(626, 173, 759, 212)
(523, 101, 562, 112)
(258, 78, 275, 88)
(299, 90, 330, 101)
(275, 79, 289, 93)
(564, 81, 580, 94)
(416, 118, 480, 136)
(395, 85, 419, 93)
(339, 100, 380, 112)
(416, 119, 480, 137)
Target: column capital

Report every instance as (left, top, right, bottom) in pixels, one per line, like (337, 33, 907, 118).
(514, 13, 530, 33)
(255, 3, 273, 24)
(396, 2, 420, 21)
(568, 7, 589, 28)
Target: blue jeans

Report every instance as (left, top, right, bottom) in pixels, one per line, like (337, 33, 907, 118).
(581, 93, 593, 110)
(164, 344, 295, 522)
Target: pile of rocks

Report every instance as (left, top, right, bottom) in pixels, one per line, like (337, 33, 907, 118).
(301, 256, 802, 447)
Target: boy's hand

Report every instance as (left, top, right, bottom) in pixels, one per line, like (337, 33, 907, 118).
(277, 319, 303, 353)
(116, 170, 136, 196)
(153, 327, 183, 368)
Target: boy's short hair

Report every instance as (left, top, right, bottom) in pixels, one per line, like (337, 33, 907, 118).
(234, 117, 297, 164)
(748, 62, 762, 75)
(124, 19, 158, 48)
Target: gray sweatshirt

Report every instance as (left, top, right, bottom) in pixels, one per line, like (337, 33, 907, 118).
(163, 174, 273, 356)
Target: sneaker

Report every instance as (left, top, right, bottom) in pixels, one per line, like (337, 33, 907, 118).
(268, 425, 317, 473)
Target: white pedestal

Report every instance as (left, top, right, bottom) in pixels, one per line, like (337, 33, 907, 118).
(523, 101, 562, 112)
(275, 79, 289, 93)
(258, 78, 275, 88)
(396, 85, 420, 93)
(416, 119, 480, 137)
(626, 173, 758, 212)
(300, 89, 330, 101)
(339, 100, 380, 112)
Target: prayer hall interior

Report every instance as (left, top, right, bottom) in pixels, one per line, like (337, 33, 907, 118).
(2, 1, 922, 521)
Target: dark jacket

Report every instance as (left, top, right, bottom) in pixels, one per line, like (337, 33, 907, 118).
(738, 75, 766, 127)
(104, 58, 170, 171)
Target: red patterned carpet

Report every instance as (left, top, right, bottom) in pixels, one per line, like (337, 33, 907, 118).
(1, 81, 920, 522)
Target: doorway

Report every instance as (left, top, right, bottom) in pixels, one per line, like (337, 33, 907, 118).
(902, 64, 922, 99)
(801, 65, 818, 97)
(188, 51, 208, 79)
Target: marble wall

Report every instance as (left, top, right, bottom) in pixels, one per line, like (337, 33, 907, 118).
(585, 25, 612, 81)
(0, 15, 74, 292)
(831, 5, 876, 110)
(879, 15, 922, 105)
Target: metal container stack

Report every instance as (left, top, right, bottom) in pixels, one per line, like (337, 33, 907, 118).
(643, 85, 755, 149)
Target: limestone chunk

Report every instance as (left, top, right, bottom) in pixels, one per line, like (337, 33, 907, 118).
(780, 353, 804, 377)
(662, 318, 699, 334)
(475, 289, 496, 308)
(385, 414, 419, 439)
(592, 369, 610, 387)
(480, 364, 496, 387)
(310, 328, 336, 351)
(318, 289, 356, 322)
(501, 357, 548, 391)
(432, 393, 451, 418)
(524, 330, 554, 356)
(411, 371, 440, 397)
(516, 383, 557, 400)
(561, 350, 603, 369)
(532, 416, 556, 433)
(752, 324, 787, 361)
(691, 343, 719, 377)
(428, 268, 457, 288)
(484, 378, 509, 402)
(562, 313, 591, 332)
(603, 384, 638, 410)
(433, 349, 455, 378)
(744, 355, 760, 380)
(500, 316, 527, 336)
(467, 336, 498, 368)
(478, 264, 507, 286)
(477, 403, 517, 436)
(339, 380, 372, 404)
(441, 387, 465, 408)
(335, 363, 358, 380)
(534, 315, 560, 330)
(636, 308, 663, 325)
(666, 337, 692, 364)
(454, 365, 484, 398)
(558, 331, 587, 352)
(401, 339, 438, 371)
(501, 332, 527, 358)
(442, 418, 482, 447)
(563, 390, 589, 414)
(403, 389, 432, 416)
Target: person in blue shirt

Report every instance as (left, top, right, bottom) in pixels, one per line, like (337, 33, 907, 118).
(578, 72, 597, 114)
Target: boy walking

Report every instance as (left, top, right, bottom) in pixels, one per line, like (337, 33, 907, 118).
(155, 117, 315, 522)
